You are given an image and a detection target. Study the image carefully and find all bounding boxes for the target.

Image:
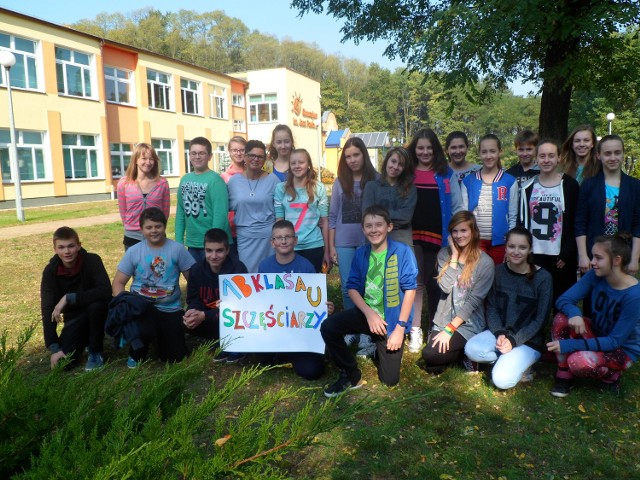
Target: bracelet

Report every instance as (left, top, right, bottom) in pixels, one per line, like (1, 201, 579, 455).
(443, 326, 455, 336)
(446, 323, 457, 331)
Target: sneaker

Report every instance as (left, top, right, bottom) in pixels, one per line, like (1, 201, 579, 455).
(520, 366, 536, 383)
(344, 334, 359, 346)
(85, 352, 104, 371)
(127, 356, 140, 369)
(324, 370, 363, 398)
(550, 377, 573, 397)
(213, 351, 245, 364)
(462, 357, 479, 374)
(356, 335, 377, 357)
(408, 327, 424, 353)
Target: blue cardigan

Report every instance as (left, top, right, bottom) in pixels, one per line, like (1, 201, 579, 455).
(346, 239, 418, 334)
(575, 171, 640, 255)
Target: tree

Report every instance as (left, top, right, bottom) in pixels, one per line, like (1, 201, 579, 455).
(291, 0, 640, 141)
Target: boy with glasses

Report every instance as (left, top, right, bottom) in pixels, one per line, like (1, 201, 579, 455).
(176, 137, 231, 262)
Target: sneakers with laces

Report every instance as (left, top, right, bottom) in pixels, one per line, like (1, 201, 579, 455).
(344, 334, 359, 346)
(520, 366, 536, 383)
(408, 327, 424, 353)
(356, 335, 377, 357)
(550, 377, 573, 397)
(85, 352, 104, 371)
(462, 357, 479, 374)
(127, 356, 141, 369)
(324, 370, 363, 398)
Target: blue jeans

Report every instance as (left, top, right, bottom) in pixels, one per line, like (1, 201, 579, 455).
(187, 247, 205, 264)
(336, 247, 357, 310)
(464, 330, 541, 389)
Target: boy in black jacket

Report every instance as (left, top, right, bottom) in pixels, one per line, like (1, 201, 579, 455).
(40, 227, 111, 370)
(184, 228, 247, 360)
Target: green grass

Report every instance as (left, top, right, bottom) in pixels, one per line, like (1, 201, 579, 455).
(1, 214, 639, 478)
(0, 200, 119, 228)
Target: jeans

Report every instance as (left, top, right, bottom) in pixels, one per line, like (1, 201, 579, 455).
(336, 247, 357, 309)
(187, 247, 205, 264)
(465, 329, 541, 389)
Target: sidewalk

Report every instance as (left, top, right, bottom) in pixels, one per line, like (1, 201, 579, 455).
(0, 207, 176, 238)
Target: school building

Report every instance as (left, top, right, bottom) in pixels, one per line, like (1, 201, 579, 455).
(0, 7, 248, 207)
(230, 68, 323, 168)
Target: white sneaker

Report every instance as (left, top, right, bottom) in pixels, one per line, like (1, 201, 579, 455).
(408, 327, 423, 353)
(356, 335, 377, 357)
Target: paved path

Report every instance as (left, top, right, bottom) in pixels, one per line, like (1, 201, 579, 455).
(0, 207, 176, 238)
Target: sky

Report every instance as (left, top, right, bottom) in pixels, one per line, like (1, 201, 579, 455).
(1, 0, 535, 95)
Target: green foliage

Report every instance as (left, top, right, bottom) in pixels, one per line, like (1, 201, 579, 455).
(0, 330, 364, 479)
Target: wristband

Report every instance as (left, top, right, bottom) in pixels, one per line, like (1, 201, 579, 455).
(397, 320, 408, 328)
(446, 323, 457, 331)
(443, 326, 455, 336)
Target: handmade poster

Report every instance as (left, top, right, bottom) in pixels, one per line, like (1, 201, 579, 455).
(218, 273, 328, 354)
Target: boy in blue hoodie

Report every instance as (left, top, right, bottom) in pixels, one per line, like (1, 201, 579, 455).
(321, 205, 418, 396)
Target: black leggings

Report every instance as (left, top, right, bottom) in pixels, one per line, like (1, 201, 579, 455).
(422, 330, 468, 372)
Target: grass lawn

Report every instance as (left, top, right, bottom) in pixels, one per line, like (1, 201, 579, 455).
(1, 210, 639, 479)
(0, 200, 120, 228)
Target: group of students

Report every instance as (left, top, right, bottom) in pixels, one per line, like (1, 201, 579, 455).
(41, 123, 640, 400)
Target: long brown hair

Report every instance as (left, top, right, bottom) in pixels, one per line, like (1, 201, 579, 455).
(337, 137, 377, 198)
(268, 124, 295, 161)
(407, 128, 448, 175)
(284, 148, 317, 204)
(560, 125, 599, 180)
(381, 147, 415, 197)
(505, 226, 536, 280)
(124, 143, 160, 182)
(437, 211, 482, 287)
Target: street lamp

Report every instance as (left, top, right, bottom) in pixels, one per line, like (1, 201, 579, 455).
(606, 112, 615, 135)
(0, 49, 25, 222)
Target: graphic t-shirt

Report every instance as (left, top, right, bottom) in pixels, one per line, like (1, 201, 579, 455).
(529, 182, 563, 256)
(364, 249, 386, 318)
(604, 184, 620, 236)
(117, 239, 195, 312)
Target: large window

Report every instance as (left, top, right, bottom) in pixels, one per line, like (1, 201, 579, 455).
(210, 85, 227, 119)
(0, 130, 46, 182)
(249, 93, 278, 123)
(232, 94, 245, 107)
(183, 140, 193, 173)
(147, 69, 172, 110)
(62, 134, 99, 179)
(104, 66, 134, 105)
(233, 119, 246, 133)
(152, 139, 175, 175)
(181, 78, 201, 115)
(110, 143, 133, 178)
(0, 33, 39, 90)
(55, 47, 93, 98)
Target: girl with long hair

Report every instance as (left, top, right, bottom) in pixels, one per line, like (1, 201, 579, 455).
(362, 147, 417, 246)
(559, 125, 599, 184)
(461, 133, 518, 265)
(407, 128, 463, 353)
(421, 211, 495, 371)
(548, 233, 640, 397)
(274, 148, 330, 272)
(465, 227, 553, 388)
(116, 142, 170, 250)
(445, 131, 480, 185)
(267, 124, 295, 181)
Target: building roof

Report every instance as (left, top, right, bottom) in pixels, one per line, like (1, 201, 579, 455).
(326, 130, 347, 148)
(351, 132, 390, 149)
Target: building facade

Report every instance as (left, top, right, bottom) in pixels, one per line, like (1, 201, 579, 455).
(0, 8, 247, 206)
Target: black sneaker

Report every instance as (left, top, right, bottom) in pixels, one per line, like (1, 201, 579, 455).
(462, 357, 480, 374)
(213, 351, 245, 363)
(324, 370, 362, 398)
(550, 377, 573, 398)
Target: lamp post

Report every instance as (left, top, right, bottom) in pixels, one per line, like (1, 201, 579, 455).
(607, 112, 615, 135)
(0, 50, 24, 222)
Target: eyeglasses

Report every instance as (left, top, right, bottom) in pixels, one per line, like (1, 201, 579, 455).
(246, 153, 266, 161)
(189, 151, 210, 158)
(230, 149, 245, 154)
(272, 235, 295, 242)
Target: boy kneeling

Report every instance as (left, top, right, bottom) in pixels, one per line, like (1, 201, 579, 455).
(41, 227, 111, 370)
(322, 205, 417, 396)
(110, 207, 195, 366)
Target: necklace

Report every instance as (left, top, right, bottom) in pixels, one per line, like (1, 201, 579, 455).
(247, 175, 261, 196)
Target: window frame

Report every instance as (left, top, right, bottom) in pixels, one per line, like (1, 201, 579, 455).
(147, 69, 173, 111)
(249, 93, 278, 123)
(232, 94, 245, 108)
(209, 85, 227, 120)
(55, 46, 95, 99)
(233, 119, 246, 133)
(0, 32, 41, 91)
(104, 66, 135, 105)
(62, 133, 101, 180)
(152, 138, 176, 176)
(110, 142, 133, 178)
(0, 129, 48, 183)
(180, 78, 201, 116)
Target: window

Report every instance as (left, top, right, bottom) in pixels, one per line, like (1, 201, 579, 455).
(0, 33, 39, 90)
(62, 134, 100, 179)
(0, 130, 46, 182)
(55, 47, 93, 98)
(181, 78, 201, 115)
(213, 145, 226, 173)
(104, 66, 134, 105)
(183, 140, 193, 173)
(249, 94, 278, 123)
(110, 143, 132, 177)
(152, 138, 175, 175)
(210, 85, 227, 119)
(147, 69, 172, 110)
(233, 120, 246, 133)
(232, 94, 245, 107)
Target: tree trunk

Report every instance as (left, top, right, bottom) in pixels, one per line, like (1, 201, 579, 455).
(538, 80, 572, 142)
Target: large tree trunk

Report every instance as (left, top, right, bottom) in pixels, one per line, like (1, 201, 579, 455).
(538, 81, 572, 142)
